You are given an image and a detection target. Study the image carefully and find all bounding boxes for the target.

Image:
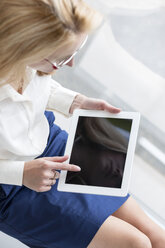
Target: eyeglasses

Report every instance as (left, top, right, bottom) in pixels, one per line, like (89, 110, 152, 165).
(45, 35, 88, 69)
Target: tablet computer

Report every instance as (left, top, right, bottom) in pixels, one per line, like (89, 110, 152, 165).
(58, 109, 140, 196)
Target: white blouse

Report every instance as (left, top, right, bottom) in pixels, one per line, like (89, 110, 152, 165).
(0, 69, 77, 186)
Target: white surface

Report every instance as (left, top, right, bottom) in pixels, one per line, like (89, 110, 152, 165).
(87, 0, 164, 9)
(0, 232, 28, 248)
(139, 137, 165, 165)
(58, 110, 140, 197)
(130, 154, 165, 220)
(78, 22, 165, 133)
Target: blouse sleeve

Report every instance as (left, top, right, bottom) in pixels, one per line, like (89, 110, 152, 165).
(0, 160, 24, 186)
(46, 78, 78, 116)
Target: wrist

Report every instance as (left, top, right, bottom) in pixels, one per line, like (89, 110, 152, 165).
(22, 161, 28, 186)
(69, 94, 85, 114)
(22, 162, 26, 185)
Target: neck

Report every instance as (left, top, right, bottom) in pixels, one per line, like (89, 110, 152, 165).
(10, 78, 24, 94)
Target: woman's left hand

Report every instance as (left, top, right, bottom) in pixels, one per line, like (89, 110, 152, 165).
(69, 94, 121, 114)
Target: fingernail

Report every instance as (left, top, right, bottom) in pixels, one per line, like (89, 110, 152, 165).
(76, 166, 81, 171)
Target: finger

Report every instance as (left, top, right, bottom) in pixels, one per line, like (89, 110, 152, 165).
(86, 99, 121, 113)
(37, 186, 52, 192)
(54, 171, 60, 179)
(104, 103, 121, 113)
(49, 171, 60, 180)
(42, 155, 69, 162)
(46, 161, 81, 171)
(50, 171, 55, 178)
(42, 170, 55, 179)
(47, 171, 56, 179)
(43, 179, 56, 186)
(48, 179, 56, 186)
(97, 100, 120, 113)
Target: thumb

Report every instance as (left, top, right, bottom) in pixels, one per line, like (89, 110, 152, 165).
(105, 104, 121, 113)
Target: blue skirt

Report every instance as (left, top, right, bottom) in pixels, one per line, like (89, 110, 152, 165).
(0, 111, 130, 248)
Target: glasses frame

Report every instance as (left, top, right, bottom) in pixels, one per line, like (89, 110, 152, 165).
(45, 35, 88, 69)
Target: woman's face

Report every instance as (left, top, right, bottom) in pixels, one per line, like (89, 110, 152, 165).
(29, 33, 87, 73)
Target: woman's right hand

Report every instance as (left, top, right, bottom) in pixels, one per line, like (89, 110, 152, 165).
(23, 155, 81, 192)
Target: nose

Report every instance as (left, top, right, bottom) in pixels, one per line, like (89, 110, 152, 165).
(66, 58, 74, 67)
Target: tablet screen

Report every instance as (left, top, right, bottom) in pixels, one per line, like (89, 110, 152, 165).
(65, 116, 132, 188)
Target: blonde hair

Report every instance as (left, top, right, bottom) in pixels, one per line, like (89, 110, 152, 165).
(0, 0, 102, 88)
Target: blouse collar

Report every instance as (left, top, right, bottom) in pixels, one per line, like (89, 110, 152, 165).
(0, 67, 36, 102)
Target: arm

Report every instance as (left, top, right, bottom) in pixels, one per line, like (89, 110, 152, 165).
(46, 78, 78, 116)
(69, 94, 121, 114)
(0, 160, 24, 185)
(23, 155, 80, 192)
(46, 78, 121, 116)
(0, 157, 80, 192)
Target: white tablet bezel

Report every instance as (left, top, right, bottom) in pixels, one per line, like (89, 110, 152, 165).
(57, 109, 140, 196)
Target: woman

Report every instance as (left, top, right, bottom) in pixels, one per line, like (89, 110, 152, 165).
(0, 0, 164, 247)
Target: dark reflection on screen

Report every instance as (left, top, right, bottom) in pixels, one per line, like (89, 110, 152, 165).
(65, 117, 132, 188)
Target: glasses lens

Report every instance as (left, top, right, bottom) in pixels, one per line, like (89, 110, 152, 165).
(79, 35, 88, 50)
(58, 54, 74, 67)
(50, 35, 88, 68)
